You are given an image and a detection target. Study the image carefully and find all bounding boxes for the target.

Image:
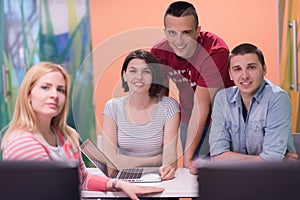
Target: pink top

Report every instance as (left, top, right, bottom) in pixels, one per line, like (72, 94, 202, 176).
(2, 129, 109, 191)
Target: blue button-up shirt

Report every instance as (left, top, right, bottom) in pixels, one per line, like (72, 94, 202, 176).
(209, 79, 296, 162)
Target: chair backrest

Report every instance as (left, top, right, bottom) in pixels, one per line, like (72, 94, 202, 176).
(0, 161, 80, 200)
(197, 162, 300, 200)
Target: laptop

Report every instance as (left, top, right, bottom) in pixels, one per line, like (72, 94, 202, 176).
(80, 138, 161, 182)
(0, 160, 80, 200)
(197, 161, 300, 200)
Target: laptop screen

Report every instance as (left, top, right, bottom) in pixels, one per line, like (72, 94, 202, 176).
(80, 139, 162, 182)
(80, 139, 118, 177)
(197, 162, 300, 200)
(0, 160, 80, 200)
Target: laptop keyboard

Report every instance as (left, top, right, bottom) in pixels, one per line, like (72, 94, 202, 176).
(118, 168, 143, 179)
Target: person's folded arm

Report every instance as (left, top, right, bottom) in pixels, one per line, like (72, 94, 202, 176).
(208, 90, 264, 162)
(259, 92, 292, 162)
(211, 152, 264, 162)
(209, 90, 232, 158)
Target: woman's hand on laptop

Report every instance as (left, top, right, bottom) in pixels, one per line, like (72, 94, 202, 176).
(159, 165, 176, 180)
(109, 179, 164, 200)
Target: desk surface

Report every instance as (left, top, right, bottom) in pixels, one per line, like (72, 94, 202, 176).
(81, 168, 198, 198)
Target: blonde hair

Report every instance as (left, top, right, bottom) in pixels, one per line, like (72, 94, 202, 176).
(2, 62, 79, 148)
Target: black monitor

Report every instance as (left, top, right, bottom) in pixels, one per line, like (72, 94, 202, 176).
(0, 160, 81, 200)
(197, 161, 300, 200)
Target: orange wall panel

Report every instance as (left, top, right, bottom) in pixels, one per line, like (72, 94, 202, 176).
(90, 0, 279, 132)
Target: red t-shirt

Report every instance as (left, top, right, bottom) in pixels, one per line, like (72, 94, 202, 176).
(151, 31, 234, 124)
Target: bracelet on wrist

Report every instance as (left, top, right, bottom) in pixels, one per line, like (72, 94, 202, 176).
(112, 178, 118, 191)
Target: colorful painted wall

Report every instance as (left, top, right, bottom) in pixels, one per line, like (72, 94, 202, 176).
(90, 0, 279, 131)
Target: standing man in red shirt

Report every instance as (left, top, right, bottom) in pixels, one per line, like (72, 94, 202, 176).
(151, 1, 234, 169)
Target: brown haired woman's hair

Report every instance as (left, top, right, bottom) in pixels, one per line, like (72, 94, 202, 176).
(121, 49, 163, 97)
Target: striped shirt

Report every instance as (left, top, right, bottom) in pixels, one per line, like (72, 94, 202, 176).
(103, 96, 180, 157)
(2, 129, 109, 191)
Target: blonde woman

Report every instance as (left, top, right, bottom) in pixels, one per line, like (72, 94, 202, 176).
(1, 62, 164, 200)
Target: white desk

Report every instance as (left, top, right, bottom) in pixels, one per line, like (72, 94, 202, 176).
(81, 168, 198, 198)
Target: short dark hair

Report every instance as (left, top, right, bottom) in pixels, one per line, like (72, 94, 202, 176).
(164, 1, 199, 29)
(228, 43, 265, 68)
(121, 49, 162, 97)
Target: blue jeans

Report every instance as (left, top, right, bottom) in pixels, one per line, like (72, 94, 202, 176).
(180, 122, 209, 159)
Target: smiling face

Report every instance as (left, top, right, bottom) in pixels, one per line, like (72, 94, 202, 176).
(123, 58, 153, 95)
(229, 53, 266, 100)
(29, 71, 66, 121)
(164, 15, 200, 59)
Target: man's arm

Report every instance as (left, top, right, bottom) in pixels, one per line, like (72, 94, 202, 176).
(211, 152, 265, 162)
(258, 92, 294, 161)
(183, 86, 218, 168)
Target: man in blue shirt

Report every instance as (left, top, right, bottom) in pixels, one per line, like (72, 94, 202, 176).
(208, 43, 298, 163)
